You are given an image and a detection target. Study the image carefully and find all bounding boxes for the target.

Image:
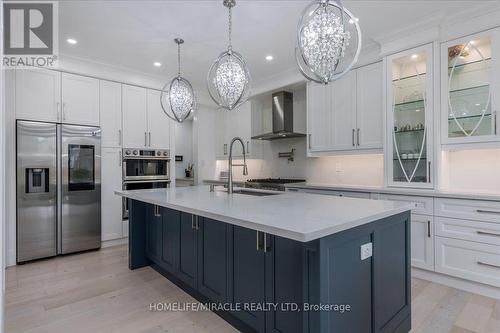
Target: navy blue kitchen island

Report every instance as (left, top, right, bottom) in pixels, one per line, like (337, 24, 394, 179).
(119, 187, 411, 333)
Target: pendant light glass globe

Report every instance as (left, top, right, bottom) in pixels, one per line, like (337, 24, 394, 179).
(296, 0, 362, 84)
(207, 0, 251, 111)
(160, 38, 197, 123)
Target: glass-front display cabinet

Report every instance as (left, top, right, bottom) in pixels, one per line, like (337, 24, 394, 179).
(441, 28, 500, 145)
(386, 44, 434, 188)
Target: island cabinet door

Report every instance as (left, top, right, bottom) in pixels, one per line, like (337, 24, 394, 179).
(161, 208, 180, 275)
(197, 217, 231, 304)
(264, 234, 305, 333)
(176, 212, 198, 289)
(145, 205, 163, 264)
(229, 225, 266, 332)
(319, 232, 373, 333)
(373, 213, 411, 333)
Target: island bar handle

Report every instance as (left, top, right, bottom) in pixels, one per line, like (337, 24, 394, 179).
(427, 221, 431, 238)
(477, 209, 500, 215)
(154, 205, 161, 217)
(477, 261, 500, 269)
(352, 129, 355, 146)
(263, 233, 271, 253)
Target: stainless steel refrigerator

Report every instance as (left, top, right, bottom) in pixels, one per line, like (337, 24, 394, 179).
(16, 120, 101, 263)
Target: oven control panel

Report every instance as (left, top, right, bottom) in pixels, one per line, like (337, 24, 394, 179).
(122, 148, 170, 159)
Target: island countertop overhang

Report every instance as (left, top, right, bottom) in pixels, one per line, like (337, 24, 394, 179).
(115, 186, 411, 242)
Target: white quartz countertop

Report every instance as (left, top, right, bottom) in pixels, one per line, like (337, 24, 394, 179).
(283, 183, 500, 201)
(115, 186, 410, 242)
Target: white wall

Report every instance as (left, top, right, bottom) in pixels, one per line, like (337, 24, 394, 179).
(1, 1, 6, 325)
(174, 120, 193, 179)
(441, 149, 500, 192)
(215, 137, 384, 187)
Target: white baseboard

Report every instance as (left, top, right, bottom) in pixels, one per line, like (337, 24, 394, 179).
(412, 267, 500, 300)
(101, 237, 128, 248)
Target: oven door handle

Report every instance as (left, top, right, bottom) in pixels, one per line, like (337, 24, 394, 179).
(123, 179, 171, 185)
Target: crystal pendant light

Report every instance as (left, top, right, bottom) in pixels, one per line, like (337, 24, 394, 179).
(207, 0, 251, 111)
(160, 38, 197, 123)
(296, 0, 362, 84)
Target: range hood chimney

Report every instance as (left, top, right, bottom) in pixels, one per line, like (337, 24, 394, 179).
(251, 91, 306, 140)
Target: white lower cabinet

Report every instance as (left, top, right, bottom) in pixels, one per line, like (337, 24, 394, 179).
(435, 236, 500, 288)
(101, 148, 124, 241)
(411, 214, 434, 271)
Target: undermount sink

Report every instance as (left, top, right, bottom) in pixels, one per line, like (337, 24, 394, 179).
(232, 189, 282, 196)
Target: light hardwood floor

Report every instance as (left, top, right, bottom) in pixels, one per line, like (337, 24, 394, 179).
(5, 245, 500, 333)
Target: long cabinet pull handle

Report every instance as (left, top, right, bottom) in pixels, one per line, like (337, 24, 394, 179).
(118, 129, 122, 146)
(477, 230, 500, 237)
(56, 102, 60, 121)
(428, 161, 432, 183)
(144, 132, 147, 146)
(246, 141, 249, 154)
(62, 103, 66, 120)
(477, 261, 500, 269)
(192, 215, 195, 230)
(477, 209, 500, 215)
(195, 216, 199, 230)
(427, 221, 431, 238)
(308, 134, 312, 150)
(154, 205, 161, 217)
(352, 129, 355, 146)
(357, 128, 360, 146)
(149, 132, 151, 146)
(494, 110, 497, 135)
(256, 231, 260, 251)
(119, 151, 122, 167)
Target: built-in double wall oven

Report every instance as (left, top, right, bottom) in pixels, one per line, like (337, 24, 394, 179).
(122, 148, 170, 220)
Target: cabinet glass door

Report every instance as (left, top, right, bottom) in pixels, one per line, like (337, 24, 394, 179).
(387, 44, 433, 188)
(448, 37, 493, 138)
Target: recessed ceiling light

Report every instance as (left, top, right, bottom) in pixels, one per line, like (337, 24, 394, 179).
(67, 38, 77, 45)
(411, 54, 418, 59)
(475, 103, 481, 106)
(348, 17, 359, 24)
(265, 55, 274, 61)
(153, 62, 162, 67)
(470, 40, 476, 45)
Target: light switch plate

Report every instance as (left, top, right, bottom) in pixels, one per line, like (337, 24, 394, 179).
(360, 242, 373, 260)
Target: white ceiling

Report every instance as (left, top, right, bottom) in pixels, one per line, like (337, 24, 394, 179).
(59, 0, 490, 91)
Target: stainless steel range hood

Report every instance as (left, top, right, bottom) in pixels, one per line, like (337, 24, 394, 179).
(251, 91, 306, 140)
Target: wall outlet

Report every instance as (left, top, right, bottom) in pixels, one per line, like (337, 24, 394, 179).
(360, 242, 373, 260)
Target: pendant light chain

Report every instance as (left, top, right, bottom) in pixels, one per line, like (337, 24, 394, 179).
(177, 41, 181, 77)
(228, 6, 232, 52)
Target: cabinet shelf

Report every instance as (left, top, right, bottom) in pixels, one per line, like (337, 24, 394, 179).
(448, 58, 491, 70)
(395, 129, 425, 134)
(394, 99, 425, 112)
(393, 157, 427, 161)
(392, 72, 427, 82)
(448, 114, 492, 121)
(449, 84, 489, 96)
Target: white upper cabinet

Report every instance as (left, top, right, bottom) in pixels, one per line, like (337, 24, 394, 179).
(307, 61, 383, 155)
(307, 82, 331, 152)
(331, 71, 357, 150)
(61, 73, 100, 126)
(122, 84, 148, 148)
(356, 62, 384, 150)
(147, 89, 171, 149)
(441, 27, 500, 146)
(386, 44, 434, 188)
(214, 101, 252, 159)
(100, 80, 122, 148)
(15, 68, 61, 122)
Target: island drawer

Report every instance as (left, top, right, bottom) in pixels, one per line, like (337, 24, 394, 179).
(434, 198, 500, 223)
(378, 194, 433, 215)
(435, 236, 500, 288)
(435, 217, 500, 246)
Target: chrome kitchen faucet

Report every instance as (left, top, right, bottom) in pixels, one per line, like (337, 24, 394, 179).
(227, 137, 248, 194)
